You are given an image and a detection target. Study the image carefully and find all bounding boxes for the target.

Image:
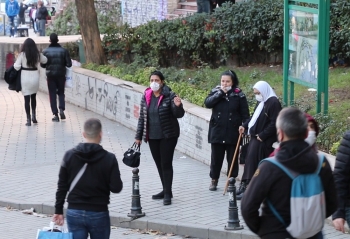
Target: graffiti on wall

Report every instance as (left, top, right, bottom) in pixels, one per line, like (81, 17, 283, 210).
(121, 0, 167, 27)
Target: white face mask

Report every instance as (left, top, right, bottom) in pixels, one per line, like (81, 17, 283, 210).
(255, 94, 263, 102)
(150, 82, 160, 92)
(224, 86, 231, 91)
(305, 130, 316, 146)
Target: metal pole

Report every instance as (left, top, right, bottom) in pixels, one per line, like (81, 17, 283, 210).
(224, 178, 243, 230)
(127, 168, 146, 218)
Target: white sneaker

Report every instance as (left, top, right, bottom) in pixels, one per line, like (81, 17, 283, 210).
(13, 35, 17, 38)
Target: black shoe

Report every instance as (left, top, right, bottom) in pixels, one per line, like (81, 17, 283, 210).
(152, 191, 173, 199)
(209, 179, 218, 191)
(52, 115, 59, 122)
(163, 193, 172, 205)
(25, 114, 31, 126)
(236, 180, 249, 201)
(59, 109, 66, 120)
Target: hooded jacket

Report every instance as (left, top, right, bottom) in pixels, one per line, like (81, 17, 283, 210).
(43, 43, 72, 78)
(332, 130, 350, 220)
(241, 139, 337, 239)
(54, 143, 123, 214)
(135, 85, 185, 142)
(5, 0, 19, 17)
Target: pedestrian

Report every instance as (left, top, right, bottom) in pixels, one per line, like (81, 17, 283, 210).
(332, 130, 350, 233)
(5, 0, 19, 37)
(43, 33, 72, 122)
(52, 118, 123, 239)
(14, 38, 47, 126)
(17, 2, 28, 26)
(237, 80, 281, 200)
(35, 0, 48, 36)
(29, 4, 37, 32)
(197, 0, 210, 13)
(135, 70, 185, 206)
(241, 107, 337, 239)
(204, 70, 249, 191)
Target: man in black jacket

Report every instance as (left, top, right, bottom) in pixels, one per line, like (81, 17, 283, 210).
(35, 0, 48, 36)
(52, 118, 123, 239)
(43, 33, 72, 122)
(333, 131, 350, 233)
(241, 107, 337, 239)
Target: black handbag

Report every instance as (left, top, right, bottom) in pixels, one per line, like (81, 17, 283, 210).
(239, 135, 250, 164)
(123, 143, 141, 168)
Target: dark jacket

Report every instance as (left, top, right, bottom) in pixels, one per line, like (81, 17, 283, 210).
(36, 6, 48, 20)
(332, 130, 350, 220)
(243, 97, 281, 149)
(18, 3, 28, 18)
(241, 139, 337, 239)
(54, 143, 123, 214)
(43, 43, 72, 78)
(135, 85, 185, 142)
(204, 86, 249, 144)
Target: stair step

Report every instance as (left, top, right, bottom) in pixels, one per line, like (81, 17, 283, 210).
(166, 13, 180, 20)
(178, 2, 197, 10)
(173, 8, 197, 15)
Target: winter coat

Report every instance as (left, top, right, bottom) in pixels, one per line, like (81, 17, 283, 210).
(36, 6, 48, 20)
(135, 85, 185, 142)
(204, 86, 249, 144)
(5, 0, 19, 17)
(55, 143, 123, 214)
(332, 130, 350, 220)
(43, 43, 72, 78)
(241, 139, 337, 239)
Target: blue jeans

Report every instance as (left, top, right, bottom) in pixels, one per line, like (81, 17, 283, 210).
(197, 0, 210, 13)
(8, 16, 17, 36)
(66, 209, 110, 239)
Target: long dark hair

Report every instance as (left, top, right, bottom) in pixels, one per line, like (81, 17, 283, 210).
(221, 70, 239, 87)
(21, 38, 40, 68)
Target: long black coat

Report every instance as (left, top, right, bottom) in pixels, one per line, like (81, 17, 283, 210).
(204, 86, 249, 144)
(333, 130, 350, 220)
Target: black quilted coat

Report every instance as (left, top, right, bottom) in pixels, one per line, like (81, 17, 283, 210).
(332, 130, 350, 220)
(135, 85, 185, 142)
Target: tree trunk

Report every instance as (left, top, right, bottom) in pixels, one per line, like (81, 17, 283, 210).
(75, 0, 107, 65)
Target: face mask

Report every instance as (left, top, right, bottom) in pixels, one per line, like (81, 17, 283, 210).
(255, 94, 263, 102)
(305, 130, 316, 146)
(150, 82, 160, 92)
(225, 86, 232, 91)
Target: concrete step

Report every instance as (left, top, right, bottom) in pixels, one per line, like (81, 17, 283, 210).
(166, 13, 180, 20)
(178, 1, 197, 10)
(173, 8, 197, 16)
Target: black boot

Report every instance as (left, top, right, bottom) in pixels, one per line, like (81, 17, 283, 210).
(152, 191, 173, 200)
(236, 181, 245, 195)
(209, 179, 218, 191)
(59, 109, 66, 120)
(163, 192, 172, 205)
(32, 110, 37, 123)
(25, 114, 31, 126)
(52, 114, 59, 122)
(236, 180, 249, 201)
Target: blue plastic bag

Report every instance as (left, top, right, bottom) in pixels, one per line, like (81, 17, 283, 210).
(37, 231, 73, 239)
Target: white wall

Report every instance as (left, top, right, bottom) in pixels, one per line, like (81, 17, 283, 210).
(38, 67, 220, 171)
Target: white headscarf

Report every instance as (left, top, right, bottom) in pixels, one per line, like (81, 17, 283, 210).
(247, 81, 277, 135)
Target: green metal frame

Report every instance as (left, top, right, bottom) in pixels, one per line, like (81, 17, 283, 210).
(283, 0, 330, 114)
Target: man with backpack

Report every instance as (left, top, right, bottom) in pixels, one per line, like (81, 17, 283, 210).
(241, 107, 337, 239)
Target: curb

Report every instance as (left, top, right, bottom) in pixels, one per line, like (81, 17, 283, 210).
(0, 198, 258, 239)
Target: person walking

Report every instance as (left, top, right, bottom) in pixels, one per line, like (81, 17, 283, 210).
(43, 33, 72, 122)
(14, 38, 47, 126)
(237, 80, 281, 200)
(332, 130, 350, 233)
(52, 118, 123, 239)
(241, 107, 337, 239)
(5, 0, 19, 37)
(197, 0, 210, 13)
(135, 71, 185, 206)
(35, 0, 48, 36)
(17, 2, 28, 26)
(29, 4, 38, 33)
(204, 70, 249, 191)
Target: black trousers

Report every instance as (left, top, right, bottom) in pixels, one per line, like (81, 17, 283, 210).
(148, 137, 178, 193)
(210, 142, 239, 179)
(47, 77, 66, 115)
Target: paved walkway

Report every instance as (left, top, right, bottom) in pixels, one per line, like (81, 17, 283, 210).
(0, 76, 348, 239)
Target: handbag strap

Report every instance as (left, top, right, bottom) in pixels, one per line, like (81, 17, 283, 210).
(132, 142, 140, 152)
(69, 163, 87, 192)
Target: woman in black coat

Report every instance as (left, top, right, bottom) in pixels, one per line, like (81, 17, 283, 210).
(204, 70, 250, 191)
(135, 71, 185, 206)
(237, 80, 282, 200)
(333, 130, 350, 233)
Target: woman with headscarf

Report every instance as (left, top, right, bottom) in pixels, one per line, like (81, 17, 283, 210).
(237, 81, 282, 200)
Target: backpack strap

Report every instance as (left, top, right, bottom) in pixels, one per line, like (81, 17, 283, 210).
(316, 154, 324, 174)
(260, 157, 295, 180)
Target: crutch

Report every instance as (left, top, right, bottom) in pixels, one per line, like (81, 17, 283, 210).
(223, 133, 242, 195)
